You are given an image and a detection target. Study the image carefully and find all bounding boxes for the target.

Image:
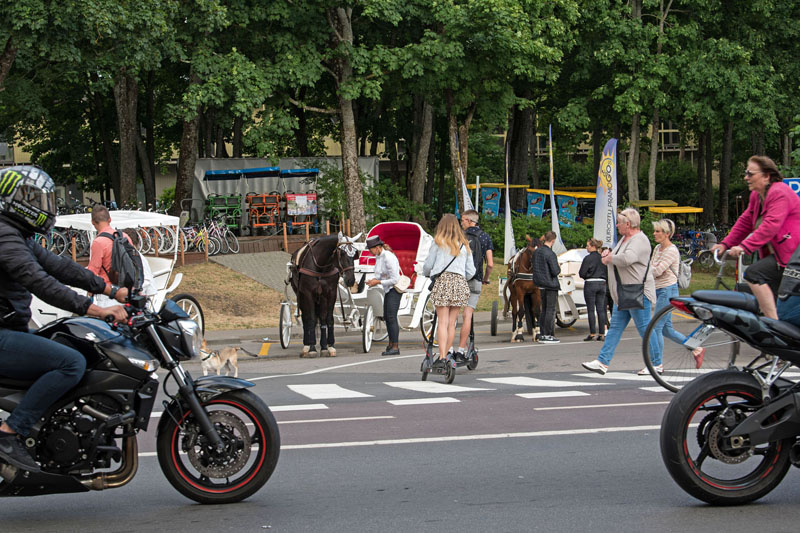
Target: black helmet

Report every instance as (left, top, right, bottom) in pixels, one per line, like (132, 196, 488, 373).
(0, 166, 57, 234)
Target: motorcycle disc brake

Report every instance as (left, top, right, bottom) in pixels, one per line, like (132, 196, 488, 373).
(187, 411, 251, 477)
(707, 422, 753, 464)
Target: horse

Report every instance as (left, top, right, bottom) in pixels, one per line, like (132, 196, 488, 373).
(503, 235, 542, 342)
(288, 234, 358, 357)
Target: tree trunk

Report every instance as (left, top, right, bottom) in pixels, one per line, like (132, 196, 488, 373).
(783, 133, 791, 168)
(0, 37, 17, 91)
(215, 122, 228, 158)
(509, 101, 533, 211)
(233, 116, 243, 158)
(720, 120, 733, 225)
(627, 113, 641, 203)
(136, 134, 155, 209)
(530, 116, 540, 188)
(437, 133, 447, 219)
(592, 120, 602, 179)
(408, 98, 433, 213)
(424, 124, 436, 209)
(647, 108, 659, 200)
(145, 71, 156, 190)
(113, 72, 139, 206)
(93, 87, 120, 203)
(173, 72, 201, 217)
(704, 129, 713, 224)
(446, 91, 475, 210)
(696, 131, 706, 215)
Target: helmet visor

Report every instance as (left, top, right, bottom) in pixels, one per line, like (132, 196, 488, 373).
(16, 184, 57, 215)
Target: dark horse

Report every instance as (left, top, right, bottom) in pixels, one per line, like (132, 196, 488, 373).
(503, 235, 542, 342)
(289, 235, 357, 357)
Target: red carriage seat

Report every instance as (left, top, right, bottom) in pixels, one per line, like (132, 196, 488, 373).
(359, 222, 423, 285)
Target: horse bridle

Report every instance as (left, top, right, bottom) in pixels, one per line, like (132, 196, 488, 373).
(298, 240, 355, 279)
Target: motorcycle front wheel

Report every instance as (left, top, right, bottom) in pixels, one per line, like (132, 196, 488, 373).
(157, 389, 280, 504)
(660, 370, 792, 505)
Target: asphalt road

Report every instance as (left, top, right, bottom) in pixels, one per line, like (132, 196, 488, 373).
(3, 323, 800, 532)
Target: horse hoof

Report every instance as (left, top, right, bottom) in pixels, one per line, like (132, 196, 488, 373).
(514, 335, 525, 342)
(300, 348, 318, 358)
(320, 349, 329, 357)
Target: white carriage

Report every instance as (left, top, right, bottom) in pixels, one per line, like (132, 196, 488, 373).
(29, 211, 204, 332)
(279, 222, 435, 353)
(554, 248, 592, 328)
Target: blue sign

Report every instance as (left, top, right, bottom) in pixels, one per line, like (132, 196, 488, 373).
(481, 188, 501, 218)
(785, 178, 800, 198)
(526, 191, 545, 218)
(556, 195, 577, 227)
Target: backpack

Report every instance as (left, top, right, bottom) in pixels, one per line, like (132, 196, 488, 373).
(465, 229, 483, 281)
(98, 231, 145, 291)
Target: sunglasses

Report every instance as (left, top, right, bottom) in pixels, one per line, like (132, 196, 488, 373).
(744, 170, 761, 177)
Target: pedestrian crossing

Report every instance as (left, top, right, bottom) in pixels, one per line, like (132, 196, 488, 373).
(268, 373, 672, 412)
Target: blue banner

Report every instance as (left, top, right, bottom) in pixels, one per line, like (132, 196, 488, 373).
(481, 187, 501, 218)
(526, 191, 545, 218)
(556, 195, 577, 227)
(594, 138, 618, 248)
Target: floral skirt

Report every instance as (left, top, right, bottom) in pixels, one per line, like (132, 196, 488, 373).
(430, 271, 470, 307)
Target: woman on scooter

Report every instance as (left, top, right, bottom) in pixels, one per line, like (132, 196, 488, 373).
(422, 214, 475, 367)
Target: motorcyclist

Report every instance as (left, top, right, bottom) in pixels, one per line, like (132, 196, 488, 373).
(0, 166, 128, 472)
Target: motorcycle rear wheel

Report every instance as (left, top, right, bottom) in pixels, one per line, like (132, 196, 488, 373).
(660, 370, 792, 505)
(157, 389, 280, 504)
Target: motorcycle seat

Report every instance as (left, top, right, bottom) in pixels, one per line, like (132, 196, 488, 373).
(0, 376, 35, 388)
(691, 290, 760, 314)
(761, 317, 800, 341)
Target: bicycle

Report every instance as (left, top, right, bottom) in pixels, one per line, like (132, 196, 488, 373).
(641, 250, 758, 392)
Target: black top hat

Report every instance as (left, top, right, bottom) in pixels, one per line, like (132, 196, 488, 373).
(366, 235, 385, 248)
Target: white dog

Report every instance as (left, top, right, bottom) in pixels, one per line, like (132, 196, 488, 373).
(200, 340, 258, 377)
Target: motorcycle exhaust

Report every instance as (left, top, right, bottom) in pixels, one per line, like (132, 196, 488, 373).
(80, 435, 138, 490)
(790, 441, 800, 468)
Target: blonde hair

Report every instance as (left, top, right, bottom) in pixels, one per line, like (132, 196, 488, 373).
(588, 238, 603, 249)
(618, 207, 641, 229)
(652, 218, 675, 237)
(434, 213, 471, 256)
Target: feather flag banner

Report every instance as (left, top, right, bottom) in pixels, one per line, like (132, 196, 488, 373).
(548, 124, 567, 254)
(503, 144, 516, 264)
(593, 138, 618, 248)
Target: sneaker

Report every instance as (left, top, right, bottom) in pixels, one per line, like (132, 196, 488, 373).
(538, 335, 560, 344)
(637, 365, 663, 375)
(454, 349, 467, 363)
(381, 347, 400, 356)
(581, 360, 608, 375)
(0, 431, 40, 472)
(583, 335, 596, 342)
(693, 347, 705, 369)
(596, 335, 605, 342)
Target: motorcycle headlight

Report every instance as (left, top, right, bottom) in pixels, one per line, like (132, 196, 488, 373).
(177, 319, 202, 359)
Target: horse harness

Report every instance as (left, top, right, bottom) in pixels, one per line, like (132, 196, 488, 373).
(510, 246, 535, 285)
(292, 238, 355, 280)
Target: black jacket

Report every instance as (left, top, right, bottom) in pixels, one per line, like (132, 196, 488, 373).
(532, 244, 560, 290)
(0, 216, 106, 330)
(579, 251, 607, 282)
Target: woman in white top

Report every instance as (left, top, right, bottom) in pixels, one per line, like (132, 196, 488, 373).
(641, 218, 705, 374)
(365, 235, 402, 356)
(421, 214, 475, 366)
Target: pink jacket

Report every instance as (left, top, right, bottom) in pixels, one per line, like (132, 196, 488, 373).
(721, 181, 800, 267)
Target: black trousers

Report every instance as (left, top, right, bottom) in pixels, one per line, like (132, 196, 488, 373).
(539, 288, 558, 337)
(383, 288, 402, 344)
(583, 281, 607, 335)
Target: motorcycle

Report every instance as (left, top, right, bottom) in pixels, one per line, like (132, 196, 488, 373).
(0, 295, 280, 504)
(660, 290, 800, 505)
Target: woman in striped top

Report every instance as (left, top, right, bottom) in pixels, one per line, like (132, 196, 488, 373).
(639, 219, 705, 375)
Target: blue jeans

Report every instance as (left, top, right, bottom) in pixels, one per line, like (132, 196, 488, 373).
(597, 299, 659, 366)
(383, 288, 402, 344)
(652, 284, 689, 363)
(0, 329, 86, 436)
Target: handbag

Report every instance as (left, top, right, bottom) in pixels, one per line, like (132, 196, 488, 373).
(428, 247, 461, 291)
(394, 275, 411, 293)
(613, 248, 651, 311)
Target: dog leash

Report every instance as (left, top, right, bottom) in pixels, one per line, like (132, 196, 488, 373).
(200, 349, 219, 361)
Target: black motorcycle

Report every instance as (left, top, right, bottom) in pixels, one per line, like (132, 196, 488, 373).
(0, 295, 280, 504)
(660, 290, 800, 505)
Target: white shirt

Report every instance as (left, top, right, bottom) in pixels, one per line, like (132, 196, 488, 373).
(373, 250, 400, 293)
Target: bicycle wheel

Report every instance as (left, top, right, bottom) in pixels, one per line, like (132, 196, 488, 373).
(224, 229, 240, 254)
(642, 304, 758, 392)
(214, 230, 230, 254)
(50, 230, 68, 256)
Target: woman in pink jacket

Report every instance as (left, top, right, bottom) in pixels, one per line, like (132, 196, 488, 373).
(711, 155, 800, 319)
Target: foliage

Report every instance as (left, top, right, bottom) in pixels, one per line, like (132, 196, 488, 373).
(159, 186, 175, 206)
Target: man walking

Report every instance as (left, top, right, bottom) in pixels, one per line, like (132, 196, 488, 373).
(456, 210, 493, 360)
(532, 231, 561, 344)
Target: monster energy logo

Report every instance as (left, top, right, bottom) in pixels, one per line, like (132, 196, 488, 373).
(36, 213, 47, 226)
(0, 171, 22, 195)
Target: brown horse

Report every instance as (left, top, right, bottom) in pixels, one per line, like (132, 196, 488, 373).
(503, 235, 542, 342)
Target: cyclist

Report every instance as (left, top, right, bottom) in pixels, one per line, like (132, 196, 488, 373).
(0, 166, 128, 472)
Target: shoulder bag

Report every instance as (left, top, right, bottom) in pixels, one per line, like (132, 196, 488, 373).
(428, 246, 461, 291)
(613, 239, 651, 310)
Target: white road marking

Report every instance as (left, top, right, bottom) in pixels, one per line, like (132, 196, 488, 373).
(279, 415, 394, 424)
(271, 403, 329, 412)
(480, 376, 611, 388)
(516, 391, 590, 399)
(383, 382, 493, 394)
(573, 372, 694, 382)
(533, 401, 670, 411)
(288, 384, 373, 400)
(639, 386, 672, 393)
(388, 397, 460, 406)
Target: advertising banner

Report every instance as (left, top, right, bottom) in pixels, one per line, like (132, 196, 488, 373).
(593, 139, 618, 248)
(548, 125, 567, 254)
(286, 193, 317, 215)
(526, 191, 545, 218)
(481, 188, 501, 218)
(556, 195, 577, 227)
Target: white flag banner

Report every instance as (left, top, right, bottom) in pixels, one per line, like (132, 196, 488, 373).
(460, 169, 474, 212)
(548, 124, 567, 254)
(593, 138, 618, 248)
(474, 174, 480, 213)
(503, 147, 516, 264)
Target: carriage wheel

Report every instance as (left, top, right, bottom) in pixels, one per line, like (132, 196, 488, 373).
(555, 300, 576, 328)
(490, 300, 498, 336)
(169, 294, 205, 334)
(420, 294, 437, 346)
(373, 316, 388, 342)
(279, 302, 292, 349)
(362, 305, 374, 353)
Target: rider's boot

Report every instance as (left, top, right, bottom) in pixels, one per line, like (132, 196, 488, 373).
(0, 429, 40, 472)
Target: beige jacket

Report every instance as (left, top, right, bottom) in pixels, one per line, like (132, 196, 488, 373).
(607, 231, 656, 306)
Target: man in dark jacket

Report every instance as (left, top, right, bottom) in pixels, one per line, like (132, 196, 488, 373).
(532, 231, 561, 344)
(0, 166, 128, 472)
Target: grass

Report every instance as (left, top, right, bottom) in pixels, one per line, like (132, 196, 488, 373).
(168, 262, 281, 330)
